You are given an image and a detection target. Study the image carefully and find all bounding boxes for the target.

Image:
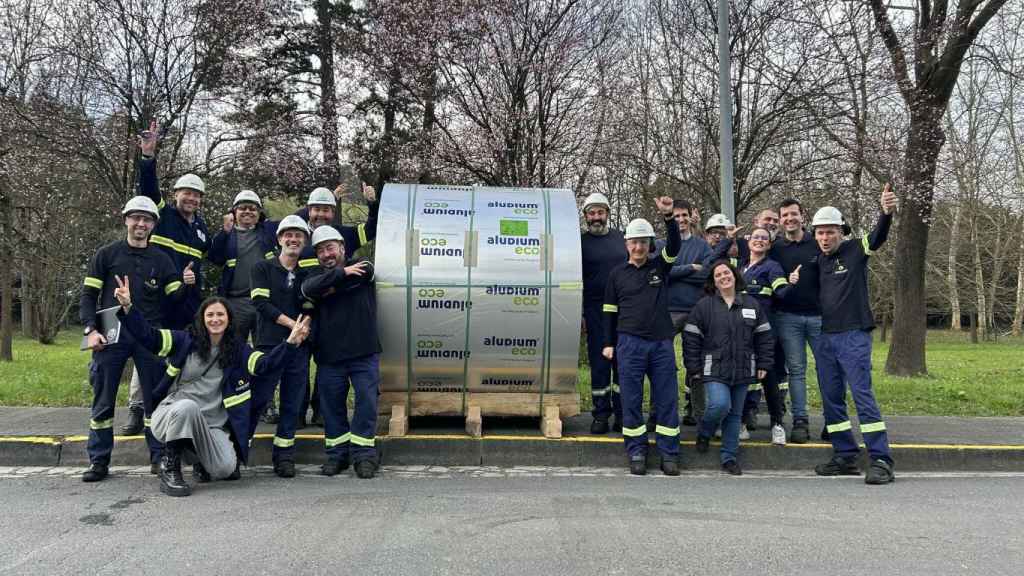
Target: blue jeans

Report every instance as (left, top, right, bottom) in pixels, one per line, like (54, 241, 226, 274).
(773, 312, 822, 421)
(699, 380, 749, 464)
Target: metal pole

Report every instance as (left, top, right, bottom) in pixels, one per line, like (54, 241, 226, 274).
(717, 0, 735, 222)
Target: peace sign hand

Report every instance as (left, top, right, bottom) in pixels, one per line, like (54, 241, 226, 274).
(138, 120, 159, 158)
(286, 315, 312, 345)
(114, 275, 132, 309)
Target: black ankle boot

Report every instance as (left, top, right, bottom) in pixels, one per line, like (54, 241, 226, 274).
(160, 441, 192, 497)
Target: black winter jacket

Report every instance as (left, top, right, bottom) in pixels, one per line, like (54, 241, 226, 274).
(682, 293, 774, 387)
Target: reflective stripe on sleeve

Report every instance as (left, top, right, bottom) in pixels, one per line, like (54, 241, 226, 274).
(250, 288, 271, 299)
(358, 223, 368, 246)
(662, 247, 677, 264)
(158, 329, 173, 357)
(226, 259, 237, 268)
(247, 351, 264, 375)
(861, 236, 874, 256)
(223, 390, 252, 408)
(602, 304, 618, 313)
(684, 323, 702, 336)
(83, 277, 103, 290)
(299, 258, 319, 268)
(164, 281, 182, 295)
(754, 322, 772, 333)
(165, 364, 181, 377)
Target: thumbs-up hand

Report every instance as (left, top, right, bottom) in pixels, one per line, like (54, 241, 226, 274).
(361, 182, 377, 203)
(880, 182, 897, 215)
(183, 261, 196, 285)
(789, 264, 801, 285)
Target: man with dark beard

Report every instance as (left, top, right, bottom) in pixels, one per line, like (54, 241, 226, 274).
(580, 193, 626, 434)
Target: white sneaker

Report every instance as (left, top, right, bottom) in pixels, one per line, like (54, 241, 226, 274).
(771, 424, 787, 446)
(738, 427, 750, 440)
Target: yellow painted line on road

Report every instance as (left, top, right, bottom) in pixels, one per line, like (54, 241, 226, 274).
(0, 436, 61, 445)
(2, 435, 1023, 451)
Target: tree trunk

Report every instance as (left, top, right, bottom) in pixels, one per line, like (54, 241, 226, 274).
(948, 203, 962, 330)
(20, 276, 32, 338)
(886, 106, 944, 375)
(972, 224, 987, 342)
(1013, 218, 1024, 337)
(0, 192, 12, 361)
(316, 0, 340, 185)
(986, 224, 1006, 337)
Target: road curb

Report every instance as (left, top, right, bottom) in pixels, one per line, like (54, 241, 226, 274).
(2, 433, 1022, 472)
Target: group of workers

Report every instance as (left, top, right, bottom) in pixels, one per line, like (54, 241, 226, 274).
(582, 185, 897, 484)
(80, 123, 383, 496)
(78, 120, 897, 494)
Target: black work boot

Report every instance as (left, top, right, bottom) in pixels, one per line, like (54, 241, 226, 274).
(120, 405, 144, 435)
(660, 457, 681, 477)
(355, 459, 378, 479)
(192, 462, 212, 483)
(321, 457, 350, 477)
(815, 454, 860, 476)
(82, 463, 109, 483)
(611, 416, 623, 433)
(695, 435, 710, 454)
(790, 419, 810, 444)
(864, 459, 895, 485)
(274, 459, 296, 478)
(159, 442, 192, 497)
(629, 454, 647, 476)
(590, 417, 610, 435)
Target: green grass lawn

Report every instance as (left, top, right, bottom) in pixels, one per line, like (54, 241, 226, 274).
(1, 329, 1022, 416)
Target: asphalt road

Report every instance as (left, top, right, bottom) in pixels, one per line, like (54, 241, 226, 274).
(2, 466, 1022, 575)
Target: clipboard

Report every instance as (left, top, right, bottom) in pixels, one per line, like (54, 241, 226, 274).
(81, 306, 122, 351)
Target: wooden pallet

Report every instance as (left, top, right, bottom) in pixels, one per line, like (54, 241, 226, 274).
(380, 391, 579, 439)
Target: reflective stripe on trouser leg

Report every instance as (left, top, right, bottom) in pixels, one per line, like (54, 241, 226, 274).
(649, 338, 680, 458)
(835, 330, 892, 462)
(813, 333, 860, 459)
(346, 353, 380, 462)
(86, 342, 131, 466)
(270, 346, 310, 461)
(583, 304, 614, 420)
(317, 362, 351, 461)
(615, 334, 649, 458)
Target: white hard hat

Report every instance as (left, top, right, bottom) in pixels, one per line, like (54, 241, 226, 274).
(582, 193, 610, 212)
(233, 189, 262, 208)
(122, 196, 160, 220)
(311, 225, 344, 247)
(624, 218, 655, 240)
(276, 214, 310, 237)
(173, 173, 205, 194)
(704, 213, 732, 231)
(307, 187, 337, 207)
(811, 206, 844, 227)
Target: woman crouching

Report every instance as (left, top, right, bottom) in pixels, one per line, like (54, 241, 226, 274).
(683, 260, 774, 475)
(112, 275, 310, 496)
